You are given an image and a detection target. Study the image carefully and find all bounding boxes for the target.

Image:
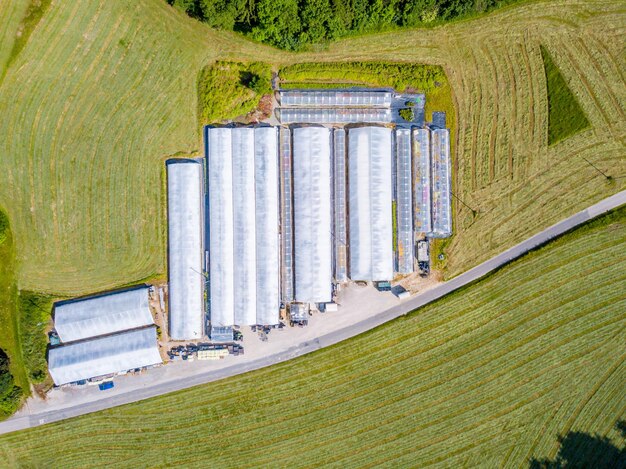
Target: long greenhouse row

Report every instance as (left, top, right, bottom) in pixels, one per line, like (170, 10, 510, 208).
(206, 127, 281, 329)
(163, 123, 451, 341)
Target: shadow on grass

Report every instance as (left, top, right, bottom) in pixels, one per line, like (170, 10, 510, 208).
(529, 420, 626, 468)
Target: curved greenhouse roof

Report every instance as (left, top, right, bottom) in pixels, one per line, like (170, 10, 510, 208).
(48, 326, 162, 385)
(54, 286, 154, 343)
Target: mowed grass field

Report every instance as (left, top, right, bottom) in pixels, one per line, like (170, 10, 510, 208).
(0, 0, 624, 295)
(0, 208, 624, 466)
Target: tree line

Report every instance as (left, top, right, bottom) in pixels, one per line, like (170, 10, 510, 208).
(168, 0, 523, 50)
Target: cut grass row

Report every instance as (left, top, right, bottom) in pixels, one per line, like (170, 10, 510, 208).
(1, 0, 624, 295)
(0, 205, 623, 466)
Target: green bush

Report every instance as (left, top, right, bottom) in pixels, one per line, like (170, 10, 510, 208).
(399, 108, 414, 121)
(0, 349, 22, 417)
(18, 292, 53, 383)
(279, 62, 445, 93)
(197, 61, 272, 125)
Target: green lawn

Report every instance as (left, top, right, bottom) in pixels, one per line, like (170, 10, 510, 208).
(0, 211, 29, 402)
(540, 45, 591, 145)
(0, 207, 624, 466)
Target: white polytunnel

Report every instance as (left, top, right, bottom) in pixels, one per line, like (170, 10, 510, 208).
(167, 159, 204, 340)
(48, 326, 162, 385)
(231, 128, 257, 326)
(207, 127, 235, 327)
(54, 286, 154, 343)
(254, 127, 280, 325)
(292, 126, 333, 303)
(348, 126, 394, 281)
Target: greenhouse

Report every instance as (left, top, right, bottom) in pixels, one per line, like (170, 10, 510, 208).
(48, 326, 162, 385)
(395, 128, 414, 274)
(167, 159, 204, 340)
(292, 126, 333, 303)
(413, 128, 432, 235)
(348, 126, 394, 282)
(54, 286, 154, 343)
(279, 127, 295, 303)
(333, 128, 348, 283)
(253, 127, 280, 326)
(280, 90, 393, 107)
(206, 127, 280, 327)
(278, 108, 392, 124)
(430, 129, 452, 238)
(231, 128, 257, 326)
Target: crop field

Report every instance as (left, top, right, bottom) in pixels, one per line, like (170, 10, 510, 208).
(0, 207, 624, 466)
(1, 0, 624, 298)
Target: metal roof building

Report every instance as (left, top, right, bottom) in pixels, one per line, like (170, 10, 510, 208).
(167, 160, 204, 340)
(292, 126, 333, 303)
(48, 326, 162, 385)
(54, 287, 154, 343)
(206, 127, 280, 327)
(348, 126, 394, 282)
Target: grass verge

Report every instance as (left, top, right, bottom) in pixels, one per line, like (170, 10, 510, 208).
(197, 61, 272, 126)
(0, 210, 28, 415)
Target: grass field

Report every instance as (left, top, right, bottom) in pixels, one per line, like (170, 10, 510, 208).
(541, 45, 591, 145)
(0, 207, 623, 466)
(0, 211, 29, 398)
(1, 0, 624, 298)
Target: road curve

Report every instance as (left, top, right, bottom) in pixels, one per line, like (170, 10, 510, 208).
(1, 190, 624, 436)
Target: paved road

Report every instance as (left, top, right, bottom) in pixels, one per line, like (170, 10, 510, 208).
(1, 190, 624, 436)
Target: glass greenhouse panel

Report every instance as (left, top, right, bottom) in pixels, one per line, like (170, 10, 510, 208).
(413, 129, 432, 235)
(430, 129, 452, 238)
(395, 128, 414, 274)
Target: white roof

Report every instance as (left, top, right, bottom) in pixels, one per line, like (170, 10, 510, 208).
(167, 160, 204, 340)
(231, 128, 257, 326)
(48, 327, 162, 385)
(207, 128, 235, 327)
(54, 287, 153, 343)
(348, 126, 394, 281)
(254, 127, 280, 325)
(206, 127, 281, 326)
(293, 126, 333, 303)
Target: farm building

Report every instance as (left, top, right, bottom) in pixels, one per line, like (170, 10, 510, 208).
(348, 126, 394, 282)
(167, 159, 204, 340)
(292, 126, 333, 303)
(54, 286, 154, 343)
(205, 126, 281, 331)
(48, 326, 162, 385)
